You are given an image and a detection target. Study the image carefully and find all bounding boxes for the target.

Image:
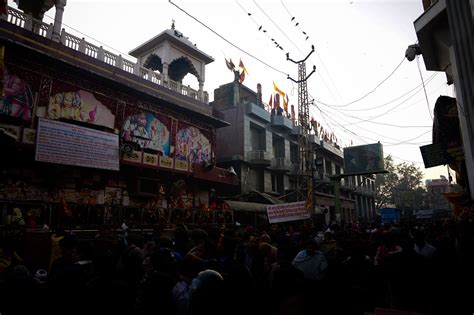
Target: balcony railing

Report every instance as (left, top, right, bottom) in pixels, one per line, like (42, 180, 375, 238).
(245, 103, 271, 122)
(246, 150, 271, 165)
(291, 125, 303, 137)
(5, 6, 209, 104)
(271, 115, 293, 131)
(290, 163, 300, 175)
(270, 158, 291, 171)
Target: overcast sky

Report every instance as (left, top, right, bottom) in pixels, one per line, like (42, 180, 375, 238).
(9, 0, 454, 183)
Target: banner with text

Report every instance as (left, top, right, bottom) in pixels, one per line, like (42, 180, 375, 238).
(36, 118, 119, 170)
(266, 201, 310, 224)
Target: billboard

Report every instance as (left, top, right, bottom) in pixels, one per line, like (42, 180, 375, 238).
(379, 208, 400, 223)
(266, 201, 311, 224)
(343, 142, 384, 175)
(36, 118, 119, 171)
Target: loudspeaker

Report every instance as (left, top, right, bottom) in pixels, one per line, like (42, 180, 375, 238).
(201, 160, 214, 169)
(228, 166, 237, 176)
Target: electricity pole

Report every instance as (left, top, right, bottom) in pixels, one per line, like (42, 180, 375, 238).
(287, 46, 316, 212)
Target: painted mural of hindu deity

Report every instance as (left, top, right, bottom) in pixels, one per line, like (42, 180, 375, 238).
(122, 112, 170, 156)
(175, 126, 211, 164)
(0, 68, 34, 121)
(47, 90, 115, 129)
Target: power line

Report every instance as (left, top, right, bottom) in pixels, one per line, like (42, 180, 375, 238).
(43, 13, 136, 60)
(279, 0, 344, 103)
(238, 0, 339, 103)
(253, 0, 299, 56)
(317, 57, 406, 107)
(384, 142, 431, 147)
(416, 55, 434, 120)
(168, 0, 287, 75)
(311, 95, 433, 147)
(313, 102, 372, 144)
(317, 74, 438, 126)
(312, 95, 388, 143)
(235, 0, 287, 55)
(316, 72, 438, 112)
(390, 81, 446, 115)
(382, 130, 432, 146)
(256, 0, 341, 102)
(390, 155, 425, 165)
(316, 103, 430, 145)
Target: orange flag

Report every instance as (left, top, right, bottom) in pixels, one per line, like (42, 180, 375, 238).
(239, 70, 245, 84)
(239, 59, 249, 75)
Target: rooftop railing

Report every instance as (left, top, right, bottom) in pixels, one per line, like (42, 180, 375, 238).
(5, 6, 209, 104)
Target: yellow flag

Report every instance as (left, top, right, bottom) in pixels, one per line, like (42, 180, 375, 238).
(283, 94, 289, 112)
(239, 59, 249, 75)
(273, 82, 285, 98)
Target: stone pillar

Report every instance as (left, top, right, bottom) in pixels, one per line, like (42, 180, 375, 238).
(322, 158, 326, 177)
(46, 23, 54, 39)
(161, 62, 169, 83)
(198, 80, 204, 101)
(233, 70, 240, 106)
(24, 14, 33, 31)
(52, 0, 67, 43)
(1, 2, 7, 20)
(257, 83, 262, 107)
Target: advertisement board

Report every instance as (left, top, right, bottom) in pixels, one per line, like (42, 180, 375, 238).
(266, 201, 311, 224)
(35, 118, 119, 170)
(343, 142, 384, 175)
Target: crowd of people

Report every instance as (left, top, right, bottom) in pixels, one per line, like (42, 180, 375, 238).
(0, 219, 473, 315)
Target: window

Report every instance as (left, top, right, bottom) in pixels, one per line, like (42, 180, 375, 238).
(272, 134, 285, 158)
(250, 123, 266, 150)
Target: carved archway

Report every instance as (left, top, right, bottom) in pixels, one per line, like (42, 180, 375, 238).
(168, 56, 200, 82)
(143, 54, 163, 72)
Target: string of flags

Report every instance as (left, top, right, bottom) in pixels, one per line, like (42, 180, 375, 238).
(282, 0, 311, 41)
(309, 117, 356, 147)
(240, 1, 311, 58)
(266, 88, 354, 147)
(289, 15, 309, 41)
(239, 5, 287, 55)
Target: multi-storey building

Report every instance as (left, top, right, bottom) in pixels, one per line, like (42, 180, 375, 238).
(426, 176, 450, 194)
(412, 0, 474, 207)
(211, 75, 376, 225)
(0, 1, 238, 247)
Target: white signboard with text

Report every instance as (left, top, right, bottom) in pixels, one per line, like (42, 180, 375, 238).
(266, 201, 311, 224)
(36, 118, 119, 171)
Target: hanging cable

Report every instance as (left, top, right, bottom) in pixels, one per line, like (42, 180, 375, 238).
(314, 100, 431, 145)
(390, 82, 446, 114)
(169, 0, 287, 75)
(390, 155, 425, 165)
(316, 73, 438, 112)
(235, 0, 286, 55)
(316, 74, 437, 126)
(416, 55, 434, 120)
(316, 57, 406, 107)
(252, 0, 340, 102)
(43, 13, 136, 60)
(279, 0, 344, 103)
(311, 93, 434, 147)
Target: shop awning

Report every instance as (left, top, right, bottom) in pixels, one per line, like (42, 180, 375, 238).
(193, 163, 239, 186)
(225, 200, 268, 213)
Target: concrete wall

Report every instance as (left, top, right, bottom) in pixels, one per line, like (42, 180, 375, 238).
(215, 106, 245, 161)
